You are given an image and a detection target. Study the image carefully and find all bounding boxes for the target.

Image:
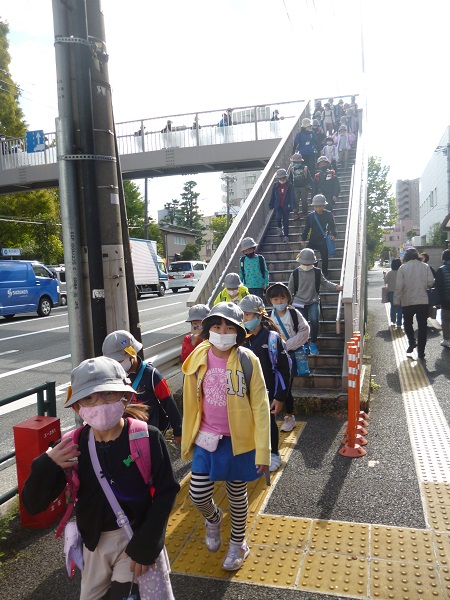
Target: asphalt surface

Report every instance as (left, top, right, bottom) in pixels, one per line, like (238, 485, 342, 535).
(1, 265, 449, 599)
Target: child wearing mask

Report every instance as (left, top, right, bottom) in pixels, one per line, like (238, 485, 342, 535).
(213, 273, 249, 305)
(22, 356, 180, 600)
(288, 248, 342, 355)
(239, 295, 291, 472)
(181, 302, 270, 571)
(266, 283, 310, 433)
(314, 156, 341, 210)
(181, 304, 211, 362)
(103, 330, 182, 443)
(239, 237, 269, 300)
(289, 152, 314, 219)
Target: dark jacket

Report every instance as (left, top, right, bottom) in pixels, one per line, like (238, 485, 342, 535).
(314, 169, 341, 202)
(242, 325, 291, 402)
(435, 263, 450, 310)
(22, 423, 180, 566)
(293, 129, 320, 156)
(302, 210, 337, 243)
(130, 358, 182, 437)
(269, 180, 295, 212)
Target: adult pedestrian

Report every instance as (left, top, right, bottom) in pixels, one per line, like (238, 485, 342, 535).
(292, 117, 319, 178)
(434, 249, 450, 347)
(393, 248, 435, 359)
(301, 194, 337, 277)
(383, 258, 403, 328)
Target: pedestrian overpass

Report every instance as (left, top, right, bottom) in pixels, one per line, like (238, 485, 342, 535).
(0, 100, 304, 194)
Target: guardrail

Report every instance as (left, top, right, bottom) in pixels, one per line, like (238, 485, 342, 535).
(0, 381, 56, 506)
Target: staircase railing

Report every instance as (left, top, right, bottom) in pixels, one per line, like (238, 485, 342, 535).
(337, 112, 368, 389)
(187, 101, 310, 307)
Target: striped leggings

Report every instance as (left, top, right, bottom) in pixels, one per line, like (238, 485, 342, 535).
(189, 473, 248, 543)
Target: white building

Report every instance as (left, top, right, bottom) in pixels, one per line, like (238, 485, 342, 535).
(419, 127, 450, 243)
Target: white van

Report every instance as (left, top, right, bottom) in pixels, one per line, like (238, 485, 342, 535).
(168, 261, 207, 293)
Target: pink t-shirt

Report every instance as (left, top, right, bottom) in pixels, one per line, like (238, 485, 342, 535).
(200, 348, 230, 436)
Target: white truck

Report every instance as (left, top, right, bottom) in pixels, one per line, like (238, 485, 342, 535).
(130, 238, 168, 298)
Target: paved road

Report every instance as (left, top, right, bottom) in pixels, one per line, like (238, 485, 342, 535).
(0, 291, 191, 496)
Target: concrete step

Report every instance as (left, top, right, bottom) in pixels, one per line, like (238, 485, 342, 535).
(293, 369, 343, 389)
(266, 258, 343, 272)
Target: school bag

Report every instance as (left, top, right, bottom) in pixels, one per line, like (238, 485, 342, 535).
(241, 331, 292, 396)
(292, 166, 310, 189)
(271, 308, 310, 376)
(240, 254, 266, 284)
(132, 359, 171, 434)
(55, 418, 153, 576)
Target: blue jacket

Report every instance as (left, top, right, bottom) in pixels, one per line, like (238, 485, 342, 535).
(293, 129, 320, 155)
(269, 180, 295, 212)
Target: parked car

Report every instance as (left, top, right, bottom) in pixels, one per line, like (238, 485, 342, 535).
(0, 260, 59, 319)
(168, 260, 207, 293)
(47, 265, 67, 305)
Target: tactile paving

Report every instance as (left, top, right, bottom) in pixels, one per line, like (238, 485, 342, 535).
(249, 515, 311, 549)
(298, 551, 368, 596)
(370, 559, 440, 599)
(371, 526, 434, 564)
(233, 544, 302, 587)
(310, 519, 369, 556)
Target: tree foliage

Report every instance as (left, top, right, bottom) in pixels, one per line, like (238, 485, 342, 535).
(0, 20, 26, 136)
(180, 243, 200, 260)
(0, 189, 64, 263)
(159, 181, 206, 249)
(210, 215, 229, 248)
(405, 229, 417, 242)
(427, 223, 447, 247)
(366, 157, 397, 266)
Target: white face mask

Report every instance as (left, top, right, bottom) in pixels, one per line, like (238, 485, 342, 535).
(227, 289, 239, 298)
(209, 330, 237, 351)
(300, 264, 314, 271)
(120, 357, 132, 373)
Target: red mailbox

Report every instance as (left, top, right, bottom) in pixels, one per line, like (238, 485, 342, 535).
(13, 416, 66, 528)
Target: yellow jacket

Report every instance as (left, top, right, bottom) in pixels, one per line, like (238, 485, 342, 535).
(213, 285, 249, 305)
(181, 341, 271, 466)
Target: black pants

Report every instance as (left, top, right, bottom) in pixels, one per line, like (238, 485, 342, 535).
(402, 304, 429, 355)
(270, 412, 279, 454)
(302, 153, 316, 178)
(276, 208, 290, 237)
(307, 238, 329, 275)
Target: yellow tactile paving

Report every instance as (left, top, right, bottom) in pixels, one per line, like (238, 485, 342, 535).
(166, 323, 450, 598)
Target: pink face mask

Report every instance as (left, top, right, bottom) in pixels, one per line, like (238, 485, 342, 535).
(79, 400, 125, 431)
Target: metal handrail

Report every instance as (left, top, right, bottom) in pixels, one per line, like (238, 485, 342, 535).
(0, 381, 56, 506)
(186, 101, 311, 307)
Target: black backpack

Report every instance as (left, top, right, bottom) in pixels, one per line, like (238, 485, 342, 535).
(293, 166, 309, 190)
(240, 254, 266, 284)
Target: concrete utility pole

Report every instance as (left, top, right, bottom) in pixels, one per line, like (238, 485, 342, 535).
(221, 174, 237, 227)
(52, 0, 136, 359)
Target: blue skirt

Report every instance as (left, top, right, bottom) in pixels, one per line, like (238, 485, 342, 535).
(191, 435, 263, 482)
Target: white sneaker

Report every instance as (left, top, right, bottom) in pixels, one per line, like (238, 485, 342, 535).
(269, 453, 282, 472)
(280, 415, 296, 432)
(222, 540, 250, 571)
(441, 340, 450, 348)
(205, 508, 223, 552)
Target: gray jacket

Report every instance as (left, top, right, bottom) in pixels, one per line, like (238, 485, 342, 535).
(393, 260, 434, 307)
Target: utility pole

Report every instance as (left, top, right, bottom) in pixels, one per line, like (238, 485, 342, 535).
(144, 177, 149, 239)
(52, 0, 135, 359)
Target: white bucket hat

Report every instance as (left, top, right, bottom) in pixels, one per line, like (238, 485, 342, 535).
(102, 330, 143, 361)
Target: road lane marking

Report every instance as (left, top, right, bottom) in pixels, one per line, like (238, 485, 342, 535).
(0, 354, 71, 379)
(0, 325, 69, 342)
(138, 302, 183, 314)
(0, 312, 68, 327)
(141, 320, 186, 335)
(0, 350, 19, 356)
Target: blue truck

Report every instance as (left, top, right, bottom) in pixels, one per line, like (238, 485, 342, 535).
(0, 260, 60, 319)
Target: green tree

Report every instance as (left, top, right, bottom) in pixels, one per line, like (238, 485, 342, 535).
(0, 188, 63, 263)
(176, 181, 206, 248)
(0, 20, 26, 137)
(211, 215, 229, 248)
(366, 157, 397, 267)
(427, 223, 447, 247)
(159, 200, 180, 226)
(180, 243, 200, 260)
(405, 229, 417, 242)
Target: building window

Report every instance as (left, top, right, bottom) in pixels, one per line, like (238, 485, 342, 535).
(174, 235, 186, 245)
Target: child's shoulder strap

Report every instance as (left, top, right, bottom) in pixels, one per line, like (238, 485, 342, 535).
(267, 331, 279, 370)
(237, 347, 253, 393)
(258, 254, 266, 277)
(293, 268, 299, 296)
(288, 306, 299, 333)
(125, 417, 152, 486)
(313, 267, 321, 294)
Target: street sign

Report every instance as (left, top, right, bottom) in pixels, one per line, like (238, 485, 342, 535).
(1, 248, 22, 257)
(26, 130, 46, 153)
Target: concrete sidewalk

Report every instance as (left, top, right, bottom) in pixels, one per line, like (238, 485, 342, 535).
(1, 265, 449, 599)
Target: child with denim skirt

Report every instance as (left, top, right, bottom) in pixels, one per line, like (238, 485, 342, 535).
(181, 302, 270, 571)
